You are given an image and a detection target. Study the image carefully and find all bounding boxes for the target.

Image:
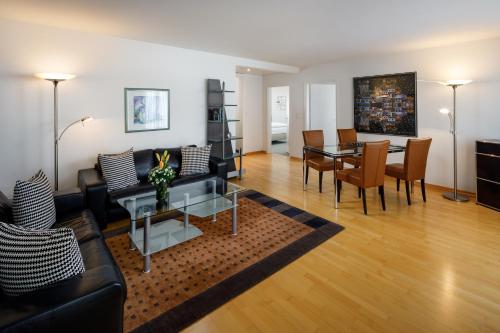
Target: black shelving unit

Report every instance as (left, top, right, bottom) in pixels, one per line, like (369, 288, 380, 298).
(207, 79, 244, 179)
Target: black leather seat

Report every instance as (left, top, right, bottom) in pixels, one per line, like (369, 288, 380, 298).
(79, 146, 228, 229)
(0, 189, 126, 333)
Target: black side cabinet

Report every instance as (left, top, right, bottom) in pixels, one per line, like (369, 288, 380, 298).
(476, 139, 500, 211)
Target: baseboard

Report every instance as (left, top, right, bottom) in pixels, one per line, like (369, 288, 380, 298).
(413, 181, 475, 197)
(245, 150, 267, 156)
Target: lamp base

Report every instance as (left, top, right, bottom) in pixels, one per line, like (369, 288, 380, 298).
(442, 192, 469, 202)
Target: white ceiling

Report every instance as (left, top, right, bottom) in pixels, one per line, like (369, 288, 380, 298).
(1, 0, 500, 67)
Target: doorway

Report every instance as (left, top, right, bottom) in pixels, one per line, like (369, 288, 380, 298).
(269, 86, 290, 155)
(307, 83, 337, 145)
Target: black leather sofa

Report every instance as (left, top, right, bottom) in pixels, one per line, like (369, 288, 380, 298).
(0, 189, 127, 333)
(78, 146, 227, 230)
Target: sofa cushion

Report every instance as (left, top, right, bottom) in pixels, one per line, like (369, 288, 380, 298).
(12, 170, 56, 229)
(133, 149, 154, 181)
(54, 210, 101, 244)
(0, 192, 12, 224)
(170, 173, 215, 187)
(79, 238, 116, 270)
(0, 222, 85, 296)
(179, 145, 212, 176)
(98, 148, 140, 192)
(107, 180, 155, 204)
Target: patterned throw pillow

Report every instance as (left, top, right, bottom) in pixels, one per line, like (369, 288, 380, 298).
(179, 145, 212, 176)
(0, 222, 85, 296)
(12, 170, 56, 229)
(98, 148, 139, 192)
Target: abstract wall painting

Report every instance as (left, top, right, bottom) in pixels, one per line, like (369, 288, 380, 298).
(125, 88, 170, 133)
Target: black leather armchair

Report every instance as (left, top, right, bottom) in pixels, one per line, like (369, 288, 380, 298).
(78, 146, 227, 229)
(0, 189, 127, 333)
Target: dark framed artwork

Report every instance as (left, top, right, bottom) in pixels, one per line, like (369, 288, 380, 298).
(124, 88, 170, 133)
(353, 72, 417, 136)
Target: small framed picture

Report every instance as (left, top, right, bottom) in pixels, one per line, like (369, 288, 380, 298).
(124, 88, 170, 133)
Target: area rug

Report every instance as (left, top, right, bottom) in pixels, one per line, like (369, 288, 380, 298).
(104, 190, 344, 333)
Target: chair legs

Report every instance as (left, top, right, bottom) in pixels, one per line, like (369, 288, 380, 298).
(379, 185, 386, 211)
(358, 187, 361, 198)
(305, 166, 309, 185)
(396, 178, 400, 191)
(421, 179, 426, 202)
(361, 189, 367, 215)
(405, 180, 411, 205)
(319, 171, 323, 193)
(336, 180, 341, 202)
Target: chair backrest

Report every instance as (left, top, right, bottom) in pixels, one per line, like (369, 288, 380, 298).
(337, 128, 357, 144)
(302, 130, 324, 160)
(404, 138, 432, 181)
(361, 140, 390, 188)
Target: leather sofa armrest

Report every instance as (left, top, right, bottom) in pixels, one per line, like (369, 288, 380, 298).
(0, 266, 126, 333)
(78, 168, 109, 229)
(53, 188, 84, 221)
(209, 156, 228, 180)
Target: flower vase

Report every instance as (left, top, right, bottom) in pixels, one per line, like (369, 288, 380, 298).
(156, 184, 169, 208)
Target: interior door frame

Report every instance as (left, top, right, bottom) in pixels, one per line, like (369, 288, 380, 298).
(266, 85, 290, 154)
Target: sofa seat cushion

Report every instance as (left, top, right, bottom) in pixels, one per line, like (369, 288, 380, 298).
(54, 210, 101, 244)
(170, 173, 215, 187)
(107, 180, 155, 205)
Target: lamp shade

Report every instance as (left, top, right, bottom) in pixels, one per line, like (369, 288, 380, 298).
(439, 79, 472, 86)
(81, 116, 93, 123)
(439, 108, 450, 114)
(34, 73, 76, 81)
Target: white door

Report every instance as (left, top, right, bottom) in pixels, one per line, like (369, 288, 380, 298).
(309, 83, 337, 145)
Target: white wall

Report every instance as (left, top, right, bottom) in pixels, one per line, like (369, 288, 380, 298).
(271, 86, 289, 125)
(238, 74, 265, 153)
(0, 19, 296, 195)
(309, 83, 337, 145)
(264, 38, 500, 192)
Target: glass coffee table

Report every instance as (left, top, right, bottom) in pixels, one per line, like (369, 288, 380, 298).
(117, 177, 245, 273)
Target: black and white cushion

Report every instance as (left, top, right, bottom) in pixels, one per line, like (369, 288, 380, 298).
(98, 148, 139, 192)
(0, 222, 85, 296)
(179, 145, 212, 176)
(12, 170, 56, 229)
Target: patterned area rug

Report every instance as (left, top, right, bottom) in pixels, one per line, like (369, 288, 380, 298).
(104, 190, 344, 333)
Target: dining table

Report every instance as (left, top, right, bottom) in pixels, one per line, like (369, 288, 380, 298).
(303, 142, 406, 208)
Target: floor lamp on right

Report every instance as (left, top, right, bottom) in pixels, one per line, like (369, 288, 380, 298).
(439, 79, 472, 202)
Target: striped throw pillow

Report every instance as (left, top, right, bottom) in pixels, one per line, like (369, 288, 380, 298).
(12, 170, 56, 229)
(179, 145, 212, 176)
(0, 222, 85, 296)
(98, 148, 139, 192)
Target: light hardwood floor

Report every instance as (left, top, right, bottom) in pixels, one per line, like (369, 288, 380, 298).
(183, 153, 500, 333)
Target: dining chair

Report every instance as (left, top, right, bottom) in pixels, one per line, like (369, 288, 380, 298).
(336, 140, 390, 214)
(337, 128, 361, 167)
(385, 137, 432, 205)
(302, 130, 343, 193)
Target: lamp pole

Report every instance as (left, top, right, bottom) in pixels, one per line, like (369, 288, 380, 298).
(442, 82, 469, 202)
(53, 80, 60, 191)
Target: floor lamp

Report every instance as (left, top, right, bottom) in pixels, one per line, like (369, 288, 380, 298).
(35, 73, 92, 191)
(439, 79, 472, 202)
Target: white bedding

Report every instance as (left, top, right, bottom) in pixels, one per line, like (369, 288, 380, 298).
(272, 122, 288, 134)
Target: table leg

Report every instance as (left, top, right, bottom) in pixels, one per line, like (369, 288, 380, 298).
(303, 147, 306, 191)
(143, 212, 151, 273)
(211, 179, 217, 222)
(127, 198, 137, 250)
(232, 191, 238, 236)
(184, 193, 190, 229)
(333, 156, 338, 209)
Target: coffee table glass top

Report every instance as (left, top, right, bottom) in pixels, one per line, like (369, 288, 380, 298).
(116, 177, 245, 221)
(116, 177, 245, 260)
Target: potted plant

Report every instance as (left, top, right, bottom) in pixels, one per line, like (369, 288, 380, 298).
(148, 150, 176, 206)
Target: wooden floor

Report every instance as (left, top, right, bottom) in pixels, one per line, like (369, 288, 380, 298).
(183, 153, 500, 333)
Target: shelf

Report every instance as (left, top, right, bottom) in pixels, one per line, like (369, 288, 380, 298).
(208, 119, 240, 123)
(208, 90, 235, 93)
(224, 153, 245, 160)
(207, 136, 243, 143)
(207, 104, 238, 108)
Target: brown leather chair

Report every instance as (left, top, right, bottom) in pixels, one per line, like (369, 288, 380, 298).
(337, 128, 361, 167)
(336, 140, 390, 214)
(385, 138, 432, 205)
(302, 130, 343, 193)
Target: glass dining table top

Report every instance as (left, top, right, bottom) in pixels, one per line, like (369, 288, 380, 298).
(304, 142, 405, 158)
